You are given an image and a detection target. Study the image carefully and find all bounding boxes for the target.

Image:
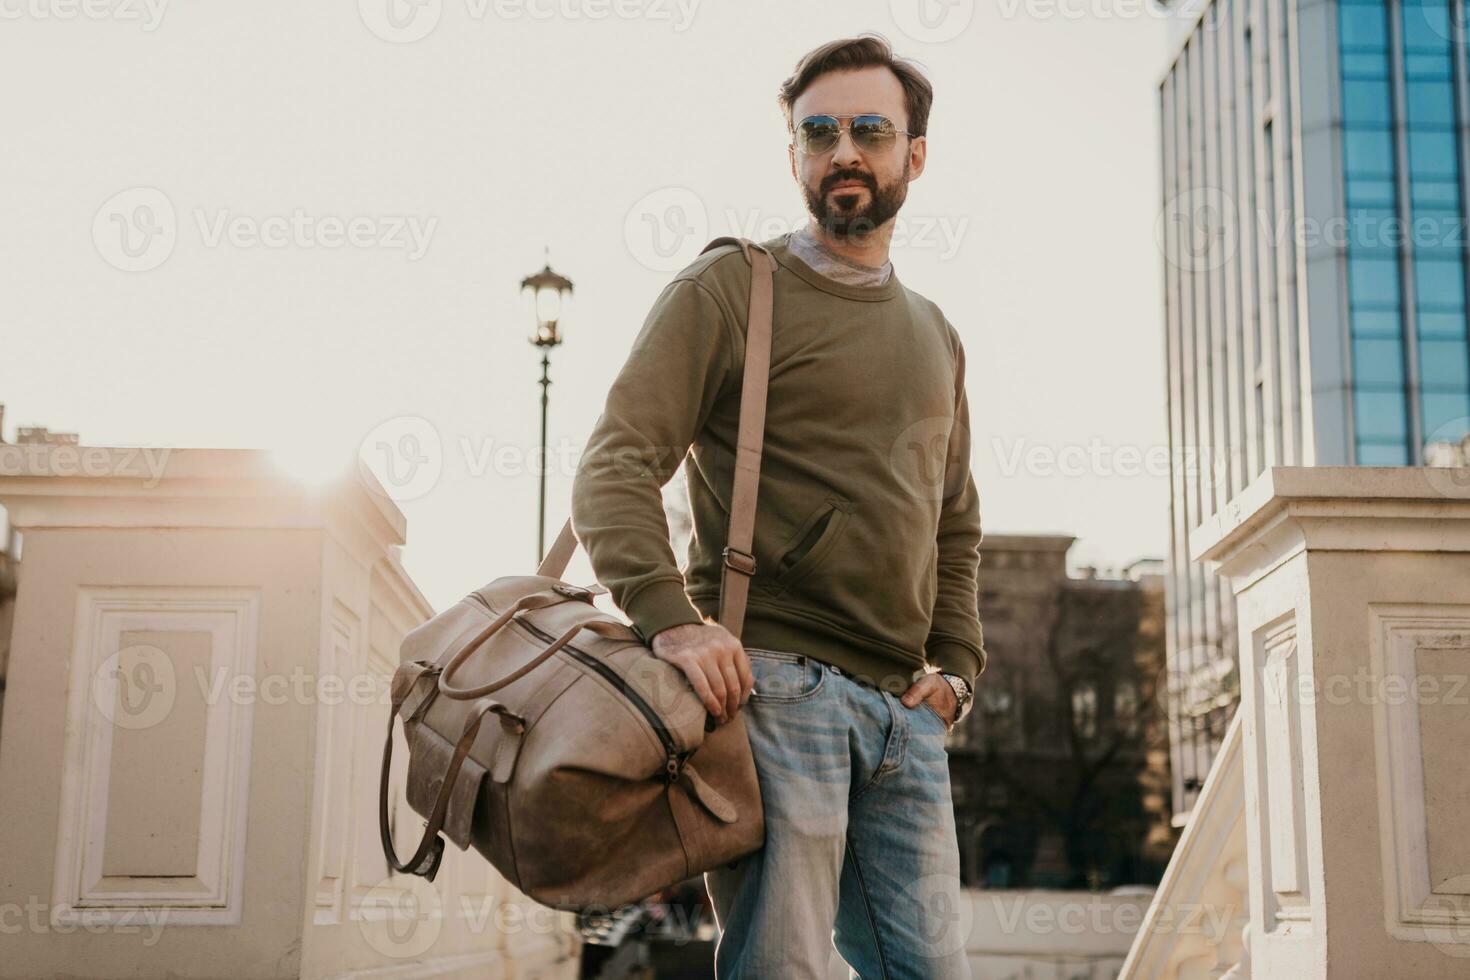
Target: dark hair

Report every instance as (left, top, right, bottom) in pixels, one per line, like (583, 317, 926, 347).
(777, 33, 934, 139)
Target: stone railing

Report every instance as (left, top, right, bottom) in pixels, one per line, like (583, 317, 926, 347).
(1119, 711, 1248, 979)
(1124, 466, 1470, 979)
(0, 446, 579, 979)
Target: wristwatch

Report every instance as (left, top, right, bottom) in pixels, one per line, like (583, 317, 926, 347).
(938, 672, 974, 724)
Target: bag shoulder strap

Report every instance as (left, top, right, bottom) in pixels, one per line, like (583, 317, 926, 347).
(537, 236, 774, 641)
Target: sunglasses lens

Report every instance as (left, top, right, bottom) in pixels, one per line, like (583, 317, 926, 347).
(797, 115, 840, 153)
(851, 115, 897, 150)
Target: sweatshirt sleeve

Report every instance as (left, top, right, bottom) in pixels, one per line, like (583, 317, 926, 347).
(571, 274, 740, 645)
(924, 331, 987, 690)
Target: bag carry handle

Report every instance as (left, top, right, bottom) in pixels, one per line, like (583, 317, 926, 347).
(438, 589, 634, 699)
(379, 665, 521, 882)
(538, 237, 775, 641)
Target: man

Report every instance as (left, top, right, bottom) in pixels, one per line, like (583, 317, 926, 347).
(571, 34, 983, 979)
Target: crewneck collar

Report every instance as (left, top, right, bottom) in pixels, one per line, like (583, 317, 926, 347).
(789, 222, 893, 285)
(764, 231, 903, 302)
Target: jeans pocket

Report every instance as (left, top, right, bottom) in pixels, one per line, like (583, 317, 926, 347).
(746, 650, 826, 702)
(918, 700, 950, 729)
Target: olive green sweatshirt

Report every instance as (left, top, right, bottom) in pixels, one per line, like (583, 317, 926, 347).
(570, 232, 986, 694)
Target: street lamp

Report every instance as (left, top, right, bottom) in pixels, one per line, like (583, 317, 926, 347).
(522, 251, 574, 564)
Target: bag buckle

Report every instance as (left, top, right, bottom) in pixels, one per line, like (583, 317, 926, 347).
(722, 546, 757, 577)
(552, 583, 595, 602)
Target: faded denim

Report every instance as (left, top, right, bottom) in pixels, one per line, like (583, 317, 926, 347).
(703, 648, 973, 979)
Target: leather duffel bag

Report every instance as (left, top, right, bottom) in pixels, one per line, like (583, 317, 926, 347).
(378, 236, 775, 911)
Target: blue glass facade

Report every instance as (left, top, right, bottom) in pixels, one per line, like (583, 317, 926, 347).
(1340, 0, 1470, 463)
(1158, 0, 1470, 816)
(1161, 0, 1470, 818)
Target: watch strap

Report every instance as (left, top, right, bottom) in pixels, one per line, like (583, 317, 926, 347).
(939, 671, 973, 722)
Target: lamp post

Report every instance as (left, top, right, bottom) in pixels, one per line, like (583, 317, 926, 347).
(522, 251, 574, 564)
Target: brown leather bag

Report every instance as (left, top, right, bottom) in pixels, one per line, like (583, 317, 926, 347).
(379, 237, 774, 910)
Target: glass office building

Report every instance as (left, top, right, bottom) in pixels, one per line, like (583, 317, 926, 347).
(1158, 0, 1470, 816)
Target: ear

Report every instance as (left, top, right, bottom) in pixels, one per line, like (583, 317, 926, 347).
(907, 134, 927, 182)
(788, 142, 797, 180)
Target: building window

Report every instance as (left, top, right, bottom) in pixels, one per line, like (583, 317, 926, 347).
(981, 684, 1015, 743)
(1341, 0, 1413, 464)
(1071, 682, 1098, 740)
(1340, 0, 1470, 463)
(1401, 0, 1470, 450)
(1115, 680, 1140, 736)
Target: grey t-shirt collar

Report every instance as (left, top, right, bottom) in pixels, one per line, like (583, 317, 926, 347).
(785, 223, 893, 287)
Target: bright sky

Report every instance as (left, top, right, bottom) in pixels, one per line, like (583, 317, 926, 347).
(1, 0, 1170, 612)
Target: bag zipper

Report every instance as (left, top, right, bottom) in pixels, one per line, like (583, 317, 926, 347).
(467, 592, 689, 782)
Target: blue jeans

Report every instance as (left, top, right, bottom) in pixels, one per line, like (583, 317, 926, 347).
(703, 648, 973, 979)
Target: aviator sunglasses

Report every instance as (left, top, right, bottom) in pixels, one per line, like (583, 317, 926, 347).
(793, 113, 917, 155)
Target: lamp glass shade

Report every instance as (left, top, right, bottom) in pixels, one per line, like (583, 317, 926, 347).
(534, 285, 562, 327)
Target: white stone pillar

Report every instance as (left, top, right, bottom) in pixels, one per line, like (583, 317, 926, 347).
(0, 446, 579, 979)
(1193, 466, 1470, 978)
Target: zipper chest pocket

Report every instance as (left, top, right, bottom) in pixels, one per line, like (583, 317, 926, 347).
(770, 494, 852, 593)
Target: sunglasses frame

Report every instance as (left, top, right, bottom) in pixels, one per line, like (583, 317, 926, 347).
(792, 113, 918, 156)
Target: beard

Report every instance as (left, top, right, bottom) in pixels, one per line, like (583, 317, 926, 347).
(803, 159, 910, 238)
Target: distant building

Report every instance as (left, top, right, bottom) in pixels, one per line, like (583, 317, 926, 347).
(1158, 0, 1470, 818)
(946, 535, 1174, 890)
(0, 403, 79, 728)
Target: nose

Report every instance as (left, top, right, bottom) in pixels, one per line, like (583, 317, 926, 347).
(831, 127, 863, 170)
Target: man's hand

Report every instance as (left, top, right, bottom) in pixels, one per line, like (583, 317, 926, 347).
(900, 673, 957, 728)
(650, 621, 754, 726)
